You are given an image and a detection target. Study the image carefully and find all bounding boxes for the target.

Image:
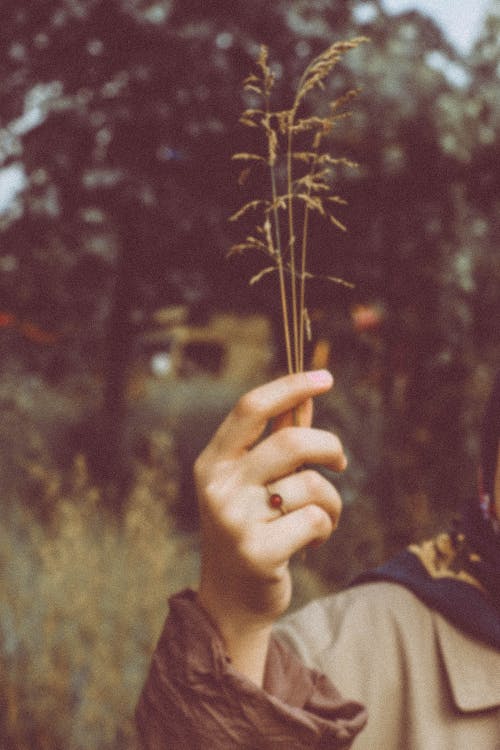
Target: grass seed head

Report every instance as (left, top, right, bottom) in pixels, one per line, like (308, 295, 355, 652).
(230, 38, 367, 372)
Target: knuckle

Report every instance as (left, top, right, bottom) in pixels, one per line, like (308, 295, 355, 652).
(279, 426, 303, 454)
(331, 433, 343, 452)
(201, 478, 222, 507)
(329, 491, 343, 529)
(234, 390, 264, 419)
(302, 470, 342, 526)
(195, 455, 236, 507)
(198, 482, 221, 518)
(331, 489, 343, 516)
(222, 502, 245, 535)
(303, 503, 332, 536)
(193, 452, 206, 483)
(201, 485, 245, 539)
(330, 434, 347, 466)
(236, 533, 261, 566)
(303, 468, 325, 496)
(324, 431, 341, 455)
(198, 463, 229, 502)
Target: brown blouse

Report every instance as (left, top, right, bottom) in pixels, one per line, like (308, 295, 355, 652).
(136, 589, 367, 749)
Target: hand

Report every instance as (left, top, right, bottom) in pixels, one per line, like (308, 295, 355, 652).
(194, 370, 346, 682)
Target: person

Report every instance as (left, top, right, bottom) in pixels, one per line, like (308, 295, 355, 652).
(136, 369, 500, 749)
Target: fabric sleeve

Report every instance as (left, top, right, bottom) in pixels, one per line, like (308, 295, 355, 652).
(135, 589, 367, 750)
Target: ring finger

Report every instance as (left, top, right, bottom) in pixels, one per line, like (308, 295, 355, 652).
(266, 469, 342, 528)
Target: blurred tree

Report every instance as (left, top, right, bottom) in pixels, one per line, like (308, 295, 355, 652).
(467, 3, 500, 352)
(0, 0, 497, 524)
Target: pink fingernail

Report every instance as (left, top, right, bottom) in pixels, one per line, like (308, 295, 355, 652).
(306, 370, 333, 387)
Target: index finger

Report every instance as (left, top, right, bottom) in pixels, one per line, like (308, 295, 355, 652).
(209, 370, 333, 457)
(272, 398, 313, 432)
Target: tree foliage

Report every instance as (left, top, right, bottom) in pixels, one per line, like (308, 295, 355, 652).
(0, 0, 499, 519)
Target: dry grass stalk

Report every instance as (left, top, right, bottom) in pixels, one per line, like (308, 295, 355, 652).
(230, 38, 368, 373)
(0, 441, 198, 748)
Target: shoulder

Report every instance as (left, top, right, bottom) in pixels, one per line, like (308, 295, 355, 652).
(277, 581, 431, 657)
(275, 582, 430, 727)
(277, 580, 500, 716)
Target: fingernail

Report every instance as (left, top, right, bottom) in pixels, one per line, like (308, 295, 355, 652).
(306, 370, 333, 387)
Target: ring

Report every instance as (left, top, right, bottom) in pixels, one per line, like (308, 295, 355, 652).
(267, 486, 287, 515)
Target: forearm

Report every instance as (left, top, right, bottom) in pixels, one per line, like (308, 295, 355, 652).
(197, 584, 273, 687)
(137, 374, 365, 746)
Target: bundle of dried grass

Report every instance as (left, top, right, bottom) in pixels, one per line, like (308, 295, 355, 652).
(230, 38, 368, 373)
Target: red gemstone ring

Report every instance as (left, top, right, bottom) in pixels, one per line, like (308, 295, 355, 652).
(267, 487, 287, 515)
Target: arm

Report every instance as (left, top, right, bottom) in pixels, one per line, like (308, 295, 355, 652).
(195, 369, 345, 686)
(137, 371, 366, 748)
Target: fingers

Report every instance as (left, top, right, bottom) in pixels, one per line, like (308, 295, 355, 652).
(209, 370, 333, 457)
(267, 468, 342, 524)
(195, 369, 343, 583)
(264, 469, 342, 556)
(266, 504, 335, 559)
(272, 398, 313, 431)
(242, 501, 337, 575)
(244, 426, 347, 482)
(231, 468, 343, 571)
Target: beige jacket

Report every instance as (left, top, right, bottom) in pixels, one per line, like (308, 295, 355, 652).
(277, 581, 500, 750)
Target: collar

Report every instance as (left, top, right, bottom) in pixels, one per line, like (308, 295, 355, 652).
(435, 614, 500, 712)
(351, 545, 500, 650)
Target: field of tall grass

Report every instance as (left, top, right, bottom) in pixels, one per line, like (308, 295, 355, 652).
(1, 456, 203, 749)
(0, 369, 204, 749)
(0, 369, 345, 749)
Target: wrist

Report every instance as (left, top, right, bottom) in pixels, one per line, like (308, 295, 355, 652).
(199, 562, 289, 625)
(198, 578, 273, 687)
(197, 579, 274, 687)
